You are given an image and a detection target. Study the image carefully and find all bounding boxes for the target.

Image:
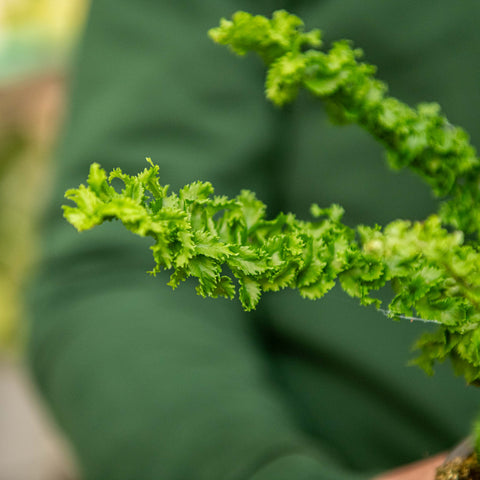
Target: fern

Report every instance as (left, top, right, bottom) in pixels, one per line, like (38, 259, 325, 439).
(64, 11, 480, 416)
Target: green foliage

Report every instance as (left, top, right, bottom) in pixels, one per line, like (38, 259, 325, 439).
(207, 10, 480, 386)
(210, 11, 480, 238)
(64, 11, 480, 400)
(64, 159, 480, 384)
(208, 10, 321, 66)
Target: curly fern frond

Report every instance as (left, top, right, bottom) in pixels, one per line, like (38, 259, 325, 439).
(64, 159, 480, 383)
(210, 10, 480, 237)
(63, 12, 480, 385)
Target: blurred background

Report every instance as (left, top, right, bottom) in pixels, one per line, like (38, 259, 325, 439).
(0, 1, 90, 478)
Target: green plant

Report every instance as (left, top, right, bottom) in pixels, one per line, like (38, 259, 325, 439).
(63, 10, 480, 455)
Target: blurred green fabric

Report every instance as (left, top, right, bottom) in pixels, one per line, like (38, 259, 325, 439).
(27, 1, 480, 479)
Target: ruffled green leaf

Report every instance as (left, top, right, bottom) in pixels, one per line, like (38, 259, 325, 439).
(63, 11, 480, 391)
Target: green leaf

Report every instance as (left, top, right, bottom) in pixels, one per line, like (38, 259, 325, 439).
(238, 276, 262, 311)
(63, 10, 480, 390)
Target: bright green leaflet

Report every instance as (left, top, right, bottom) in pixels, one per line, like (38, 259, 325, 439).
(64, 11, 480, 439)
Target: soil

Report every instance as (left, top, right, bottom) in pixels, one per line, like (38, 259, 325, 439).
(436, 453, 480, 480)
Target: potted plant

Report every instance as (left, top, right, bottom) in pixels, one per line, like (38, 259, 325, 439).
(62, 11, 480, 479)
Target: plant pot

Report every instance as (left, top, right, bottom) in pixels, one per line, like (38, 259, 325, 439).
(436, 437, 480, 480)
